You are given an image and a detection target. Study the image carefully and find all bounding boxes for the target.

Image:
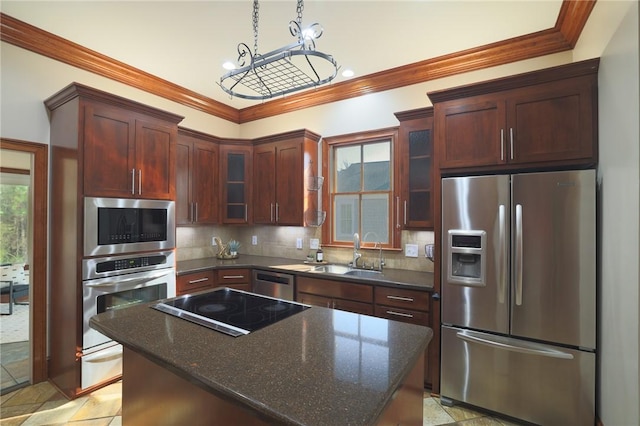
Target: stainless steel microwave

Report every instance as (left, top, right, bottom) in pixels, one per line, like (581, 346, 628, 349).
(84, 197, 175, 256)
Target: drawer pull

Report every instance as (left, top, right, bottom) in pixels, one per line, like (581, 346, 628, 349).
(188, 278, 209, 284)
(386, 310, 414, 318)
(222, 275, 245, 280)
(386, 295, 414, 302)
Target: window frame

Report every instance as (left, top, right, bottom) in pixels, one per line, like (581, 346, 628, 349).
(321, 127, 400, 249)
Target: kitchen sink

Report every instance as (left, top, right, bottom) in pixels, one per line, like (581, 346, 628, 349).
(344, 269, 381, 278)
(309, 264, 353, 274)
(309, 264, 382, 279)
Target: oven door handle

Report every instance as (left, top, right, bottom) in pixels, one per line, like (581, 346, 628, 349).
(84, 269, 174, 288)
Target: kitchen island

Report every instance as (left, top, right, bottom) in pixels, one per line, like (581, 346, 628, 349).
(90, 293, 432, 425)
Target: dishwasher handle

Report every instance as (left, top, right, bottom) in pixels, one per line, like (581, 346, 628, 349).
(254, 271, 294, 285)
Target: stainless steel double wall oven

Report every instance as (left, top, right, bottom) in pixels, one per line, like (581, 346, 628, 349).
(81, 197, 176, 389)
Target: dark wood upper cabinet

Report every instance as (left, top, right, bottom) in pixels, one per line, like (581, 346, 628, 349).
(253, 130, 321, 226)
(177, 128, 219, 225)
(429, 58, 599, 173)
(219, 142, 252, 224)
(81, 101, 178, 200)
(395, 107, 434, 230)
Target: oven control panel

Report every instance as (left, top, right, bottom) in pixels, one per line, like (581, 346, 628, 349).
(82, 250, 175, 280)
(97, 255, 166, 273)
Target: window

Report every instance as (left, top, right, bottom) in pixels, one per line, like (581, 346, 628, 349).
(0, 171, 30, 264)
(324, 128, 398, 248)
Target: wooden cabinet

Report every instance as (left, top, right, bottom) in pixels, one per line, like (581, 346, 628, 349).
(176, 128, 219, 225)
(217, 268, 251, 292)
(429, 59, 599, 173)
(374, 286, 435, 389)
(219, 142, 252, 224)
(44, 83, 183, 399)
(84, 103, 177, 200)
(253, 130, 321, 226)
(394, 107, 434, 229)
(296, 276, 373, 315)
(177, 270, 215, 296)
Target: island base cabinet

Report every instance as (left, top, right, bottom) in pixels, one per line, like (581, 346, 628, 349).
(122, 347, 271, 426)
(122, 347, 424, 426)
(375, 351, 425, 426)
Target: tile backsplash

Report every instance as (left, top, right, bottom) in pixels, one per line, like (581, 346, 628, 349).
(177, 226, 435, 273)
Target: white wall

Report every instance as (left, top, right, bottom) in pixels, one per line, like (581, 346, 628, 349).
(578, 1, 639, 424)
(0, 43, 240, 144)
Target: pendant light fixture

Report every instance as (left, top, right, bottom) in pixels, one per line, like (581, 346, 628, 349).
(219, 0, 339, 100)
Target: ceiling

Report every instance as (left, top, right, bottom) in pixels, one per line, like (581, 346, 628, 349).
(2, 1, 575, 120)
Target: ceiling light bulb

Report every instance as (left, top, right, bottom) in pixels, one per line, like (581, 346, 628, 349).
(342, 69, 354, 78)
(222, 61, 236, 71)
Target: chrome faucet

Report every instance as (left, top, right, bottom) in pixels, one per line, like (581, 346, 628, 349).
(352, 232, 362, 268)
(375, 241, 385, 271)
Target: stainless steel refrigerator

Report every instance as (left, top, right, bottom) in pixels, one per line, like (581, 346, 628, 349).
(440, 170, 596, 425)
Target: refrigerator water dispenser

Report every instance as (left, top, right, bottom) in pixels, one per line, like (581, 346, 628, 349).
(447, 230, 486, 286)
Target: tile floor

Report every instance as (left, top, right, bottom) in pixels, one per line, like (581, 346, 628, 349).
(1, 381, 524, 425)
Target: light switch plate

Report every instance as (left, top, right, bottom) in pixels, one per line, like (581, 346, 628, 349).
(405, 243, 419, 257)
(252, 235, 258, 245)
(296, 238, 303, 249)
(310, 238, 319, 250)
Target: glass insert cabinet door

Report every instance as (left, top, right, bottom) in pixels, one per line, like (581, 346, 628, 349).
(221, 146, 251, 224)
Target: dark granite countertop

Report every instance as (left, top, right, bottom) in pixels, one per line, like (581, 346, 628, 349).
(177, 255, 434, 291)
(91, 298, 433, 425)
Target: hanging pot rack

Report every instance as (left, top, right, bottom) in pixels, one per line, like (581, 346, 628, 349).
(219, 0, 339, 100)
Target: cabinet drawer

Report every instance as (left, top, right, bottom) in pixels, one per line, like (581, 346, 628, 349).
(374, 305, 429, 327)
(375, 286, 429, 311)
(224, 283, 251, 292)
(177, 270, 215, 295)
(298, 293, 373, 316)
(217, 268, 250, 284)
(297, 276, 373, 303)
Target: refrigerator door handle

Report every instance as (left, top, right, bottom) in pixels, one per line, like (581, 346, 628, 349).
(456, 330, 574, 360)
(498, 204, 507, 304)
(515, 203, 523, 306)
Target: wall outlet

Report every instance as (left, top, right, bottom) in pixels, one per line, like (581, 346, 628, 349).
(252, 235, 258, 245)
(296, 238, 303, 249)
(405, 243, 419, 257)
(212, 237, 217, 246)
(310, 238, 319, 250)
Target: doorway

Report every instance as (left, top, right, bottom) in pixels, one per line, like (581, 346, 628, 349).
(0, 139, 48, 394)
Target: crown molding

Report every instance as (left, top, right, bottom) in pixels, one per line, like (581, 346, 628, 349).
(0, 0, 596, 124)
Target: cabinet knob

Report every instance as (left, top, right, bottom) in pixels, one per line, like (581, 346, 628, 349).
(432, 292, 441, 301)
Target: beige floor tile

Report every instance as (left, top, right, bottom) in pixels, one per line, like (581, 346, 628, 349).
(442, 402, 486, 421)
(70, 393, 121, 421)
(423, 397, 455, 426)
(1, 381, 61, 407)
(20, 396, 88, 426)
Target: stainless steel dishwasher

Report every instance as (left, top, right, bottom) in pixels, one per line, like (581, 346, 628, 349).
(252, 269, 295, 301)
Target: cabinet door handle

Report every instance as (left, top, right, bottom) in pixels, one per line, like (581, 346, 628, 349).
(386, 295, 414, 302)
(510, 128, 514, 160)
(403, 200, 407, 226)
(386, 310, 414, 319)
(500, 129, 504, 161)
(190, 203, 194, 223)
(138, 169, 142, 195)
(244, 204, 248, 222)
(222, 275, 245, 280)
(188, 277, 209, 284)
(131, 169, 136, 195)
(194, 202, 198, 222)
(396, 196, 401, 229)
(270, 203, 274, 222)
(275, 203, 279, 222)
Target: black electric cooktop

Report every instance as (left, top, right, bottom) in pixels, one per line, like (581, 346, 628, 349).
(152, 288, 310, 337)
